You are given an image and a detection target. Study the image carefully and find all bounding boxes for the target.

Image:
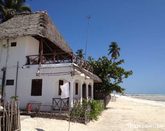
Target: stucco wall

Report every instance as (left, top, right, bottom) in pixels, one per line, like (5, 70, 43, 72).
(3, 64, 94, 111)
(0, 36, 39, 68)
(73, 74, 93, 98)
(0, 36, 40, 102)
(25, 36, 39, 56)
(0, 36, 94, 111)
(17, 64, 73, 110)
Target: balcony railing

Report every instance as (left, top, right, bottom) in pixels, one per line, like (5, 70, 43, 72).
(26, 54, 93, 72)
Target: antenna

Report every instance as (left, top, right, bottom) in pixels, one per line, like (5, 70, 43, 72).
(84, 15, 91, 60)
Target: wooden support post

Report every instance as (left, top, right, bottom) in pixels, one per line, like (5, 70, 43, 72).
(39, 39, 43, 64)
(53, 51, 56, 62)
(1, 67, 6, 104)
(15, 62, 19, 97)
(71, 53, 74, 63)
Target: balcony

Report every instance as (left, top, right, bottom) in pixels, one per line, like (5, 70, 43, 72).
(26, 53, 93, 72)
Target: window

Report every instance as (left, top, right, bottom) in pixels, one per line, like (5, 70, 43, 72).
(6, 79, 14, 86)
(88, 85, 92, 98)
(11, 42, 17, 47)
(58, 80, 63, 95)
(31, 79, 42, 96)
(75, 83, 78, 95)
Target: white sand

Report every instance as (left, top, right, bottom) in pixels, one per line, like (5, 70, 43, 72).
(21, 96, 165, 131)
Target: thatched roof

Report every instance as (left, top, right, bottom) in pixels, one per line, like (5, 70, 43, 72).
(0, 12, 72, 54)
(0, 12, 102, 82)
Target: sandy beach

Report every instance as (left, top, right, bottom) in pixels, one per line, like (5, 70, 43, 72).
(21, 96, 165, 131)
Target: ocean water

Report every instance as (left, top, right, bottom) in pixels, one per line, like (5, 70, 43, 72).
(126, 94, 165, 102)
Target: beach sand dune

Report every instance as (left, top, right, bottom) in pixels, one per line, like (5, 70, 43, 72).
(21, 96, 165, 131)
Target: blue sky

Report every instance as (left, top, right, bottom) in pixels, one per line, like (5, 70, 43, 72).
(27, 0, 165, 94)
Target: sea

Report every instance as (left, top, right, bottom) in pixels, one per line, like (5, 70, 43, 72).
(126, 94, 165, 102)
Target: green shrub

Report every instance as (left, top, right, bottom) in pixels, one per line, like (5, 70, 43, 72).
(70, 101, 85, 121)
(70, 99, 104, 122)
(89, 100, 104, 120)
(10, 96, 19, 101)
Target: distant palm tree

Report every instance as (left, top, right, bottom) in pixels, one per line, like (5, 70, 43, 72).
(0, 0, 31, 22)
(108, 42, 120, 62)
(76, 49, 84, 59)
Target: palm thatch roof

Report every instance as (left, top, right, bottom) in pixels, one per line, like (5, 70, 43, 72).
(0, 11, 72, 54)
(0, 11, 102, 82)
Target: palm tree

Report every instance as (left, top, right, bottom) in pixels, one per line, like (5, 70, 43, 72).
(0, 0, 31, 22)
(108, 42, 120, 62)
(76, 49, 84, 59)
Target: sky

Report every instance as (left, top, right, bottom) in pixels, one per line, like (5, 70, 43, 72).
(27, 0, 165, 94)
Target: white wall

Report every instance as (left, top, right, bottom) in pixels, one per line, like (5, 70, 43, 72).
(25, 36, 39, 56)
(73, 74, 93, 100)
(16, 64, 94, 110)
(0, 36, 94, 111)
(0, 39, 7, 71)
(17, 64, 73, 110)
(0, 36, 39, 68)
(0, 36, 40, 102)
(0, 78, 2, 91)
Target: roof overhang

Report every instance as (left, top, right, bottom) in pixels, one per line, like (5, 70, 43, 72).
(73, 64, 102, 83)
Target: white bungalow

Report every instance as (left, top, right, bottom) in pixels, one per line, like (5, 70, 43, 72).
(0, 12, 101, 111)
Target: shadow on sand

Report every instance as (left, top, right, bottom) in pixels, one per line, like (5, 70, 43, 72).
(36, 128, 45, 131)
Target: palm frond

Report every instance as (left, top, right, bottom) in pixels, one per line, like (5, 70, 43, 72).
(15, 0, 25, 9)
(19, 5, 31, 12)
(0, 4, 5, 14)
(0, 0, 31, 22)
(0, 0, 5, 6)
(5, 0, 14, 8)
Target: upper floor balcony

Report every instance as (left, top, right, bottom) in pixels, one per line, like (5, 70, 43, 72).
(26, 53, 93, 72)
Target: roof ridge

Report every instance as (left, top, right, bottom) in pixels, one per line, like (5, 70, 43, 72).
(14, 10, 48, 16)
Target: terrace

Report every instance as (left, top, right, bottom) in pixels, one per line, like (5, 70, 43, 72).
(26, 53, 93, 72)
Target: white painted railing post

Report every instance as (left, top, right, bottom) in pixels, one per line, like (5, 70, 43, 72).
(80, 82, 83, 103)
